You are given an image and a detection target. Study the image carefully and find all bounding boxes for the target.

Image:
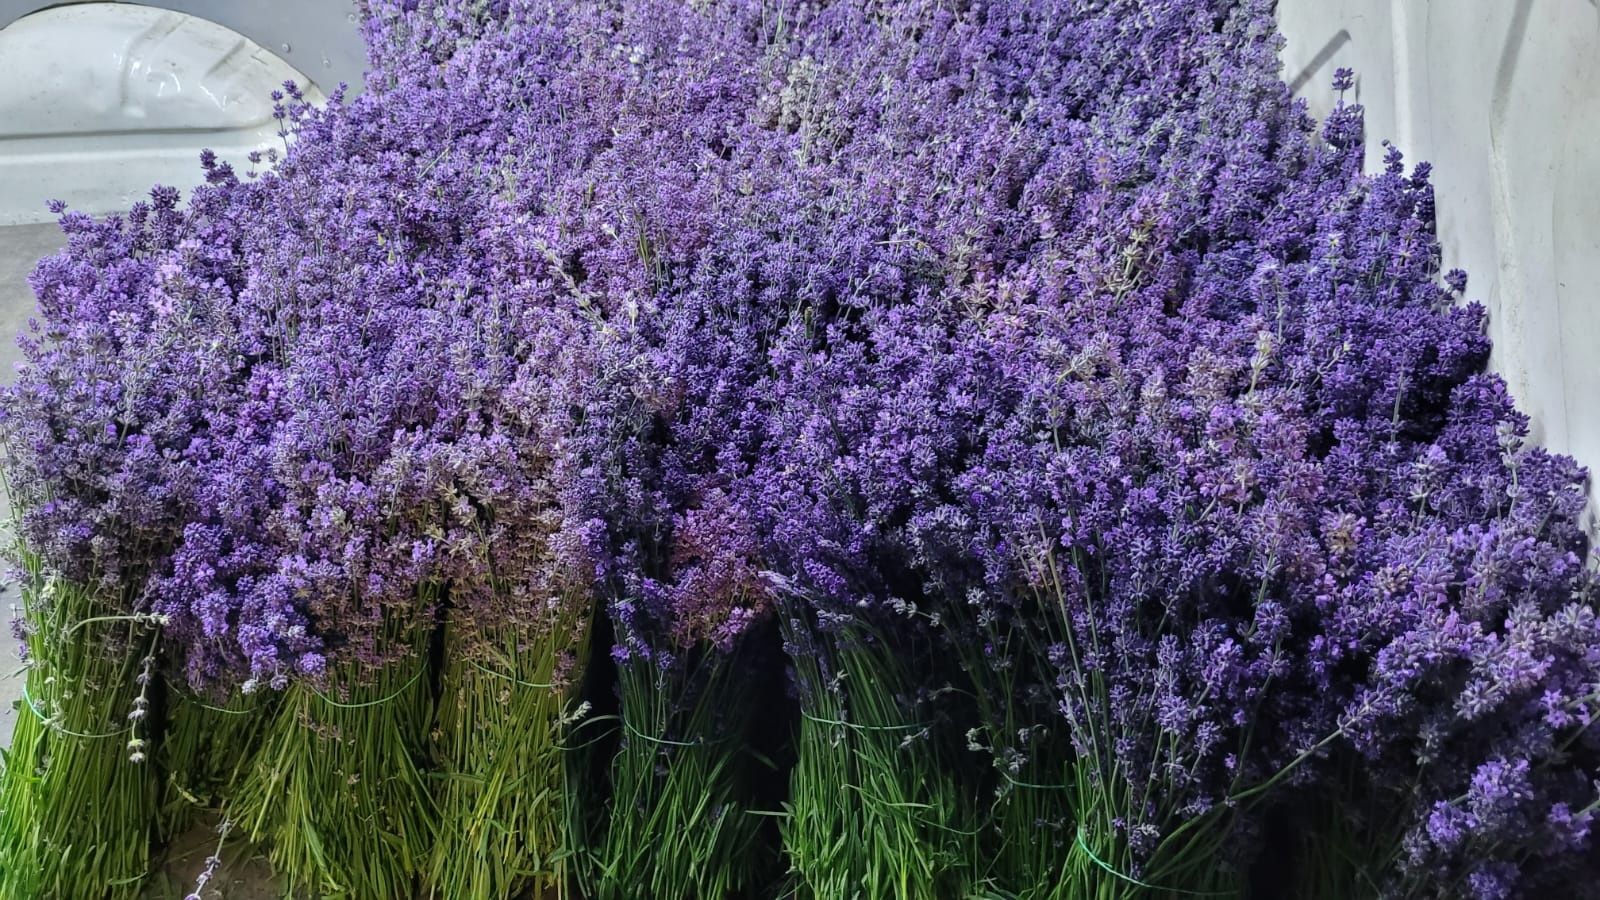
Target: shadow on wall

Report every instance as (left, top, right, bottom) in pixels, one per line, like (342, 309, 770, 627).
(1277, 0, 1600, 525)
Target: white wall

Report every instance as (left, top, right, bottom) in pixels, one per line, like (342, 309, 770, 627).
(1276, 0, 1600, 522)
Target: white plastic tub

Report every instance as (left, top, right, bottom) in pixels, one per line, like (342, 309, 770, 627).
(0, 3, 329, 223)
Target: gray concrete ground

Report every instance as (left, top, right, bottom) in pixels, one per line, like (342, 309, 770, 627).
(0, 223, 281, 899)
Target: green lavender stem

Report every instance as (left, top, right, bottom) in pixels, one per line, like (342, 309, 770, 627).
(781, 622, 977, 900)
(587, 652, 772, 900)
(157, 686, 274, 844)
(228, 626, 436, 899)
(424, 613, 590, 900)
(0, 555, 158, 899)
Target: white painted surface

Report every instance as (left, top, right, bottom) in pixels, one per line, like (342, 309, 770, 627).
(1277, 0, 1600, 518)
(0, 3, 322, 224)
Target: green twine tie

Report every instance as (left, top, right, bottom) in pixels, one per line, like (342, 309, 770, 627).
(467, 657, 560, 689)
(308, 664, 426, 709)
(623, 718, 706, 748)
(1074, 832, 1233, 897)
(168, 682, 261, 717)
(998, 768, 1067, 791)
(799, 710, 929, 732)
(18, 685, 132, 740)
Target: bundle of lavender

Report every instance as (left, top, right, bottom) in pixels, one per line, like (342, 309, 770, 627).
(737, 0, 1600, 896)
(0, 556, 159, 899)
(0, 3, 1595, 900)
(0, 177, 256, 897)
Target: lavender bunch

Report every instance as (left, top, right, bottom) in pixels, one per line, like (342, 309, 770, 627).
(738, 2, 1599, 896)
(739, 1, 1318, 895)
(945, 73, 1598, 900)
(472, 4, 803, 893)
(0, 173, 261, 897)
(183, 65, 602, 894)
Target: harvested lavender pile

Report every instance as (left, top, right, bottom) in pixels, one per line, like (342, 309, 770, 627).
(0, 1, 1594, 898)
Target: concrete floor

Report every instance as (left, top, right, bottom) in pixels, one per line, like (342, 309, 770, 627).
(0, 223, 282, 899)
